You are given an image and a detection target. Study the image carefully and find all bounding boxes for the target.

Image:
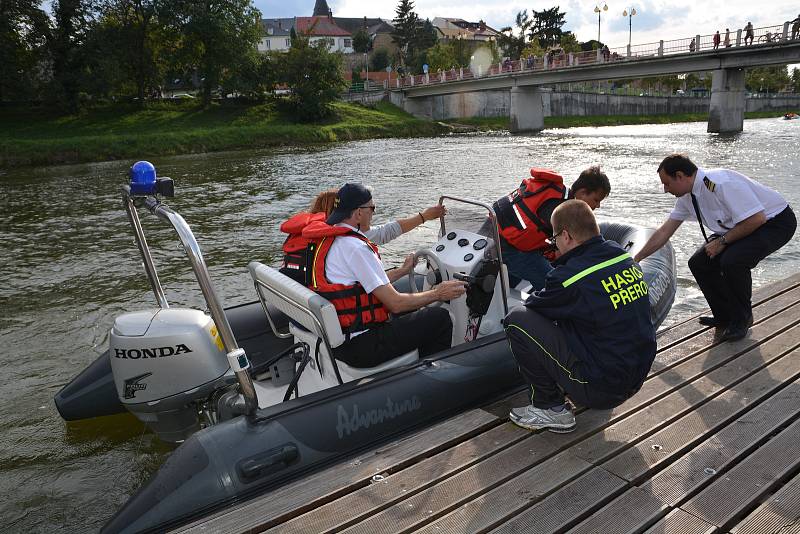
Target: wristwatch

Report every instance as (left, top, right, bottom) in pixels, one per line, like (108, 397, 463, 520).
(720, 235, 728, 245)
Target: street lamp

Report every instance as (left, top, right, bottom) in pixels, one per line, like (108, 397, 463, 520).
(622, 7, 637, 48)
(594, 3, 608, 44)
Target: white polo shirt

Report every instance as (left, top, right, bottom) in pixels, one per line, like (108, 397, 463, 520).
(669, 167, 788, 235)
(325, 224, 390, 293)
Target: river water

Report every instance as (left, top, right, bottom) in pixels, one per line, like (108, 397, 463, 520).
(1, 118, 798, 532)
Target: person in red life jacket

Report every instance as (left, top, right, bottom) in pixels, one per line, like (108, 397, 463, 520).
(492, 166, 611, 290)
(280, 189, 446, 284)
(302, 183, 467, 368)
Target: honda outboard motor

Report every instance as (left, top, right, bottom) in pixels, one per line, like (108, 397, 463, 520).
(109, 308, 233, 443)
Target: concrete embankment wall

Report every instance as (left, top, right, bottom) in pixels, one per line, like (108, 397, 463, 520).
(388, 90, 800, 120)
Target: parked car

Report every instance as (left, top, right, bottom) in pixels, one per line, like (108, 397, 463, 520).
(675, 89, 686, 96)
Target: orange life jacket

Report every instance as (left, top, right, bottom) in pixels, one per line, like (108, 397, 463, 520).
(493, 168, 567, 252)
(302, 220, 390, 335)
(279, 212, 326, 284)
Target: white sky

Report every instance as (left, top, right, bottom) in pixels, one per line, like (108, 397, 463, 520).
(260, 0, 800, 51)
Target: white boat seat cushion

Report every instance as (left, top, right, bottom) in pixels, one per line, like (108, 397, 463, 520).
(249, 262, 418, 380)
(249, 262, 345, 348)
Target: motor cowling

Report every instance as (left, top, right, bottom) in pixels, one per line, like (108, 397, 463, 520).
(109, 308, 233, 443)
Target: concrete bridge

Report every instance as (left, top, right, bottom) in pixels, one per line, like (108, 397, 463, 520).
(388, 22, 800, 133)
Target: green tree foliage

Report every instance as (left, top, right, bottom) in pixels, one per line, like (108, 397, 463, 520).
(792, 68, 800, 93)
(352, 28, 371, 53)
(370, 48, 390, 71)
(391, 0, 418, 66)
(559, 33, 581, 54)
(92, 0, 171, 102)
(0, 0, 50, 102)
(745, 66, 791, 93)
(416, 18, 437, 51)
(424, 42, 456, 71)
(167, 0, 263, 105)
(499, 11, 530, 60)
(50, 0, 96, 111)
(276, 31, 347, 121)
(529, 6, 567, 49)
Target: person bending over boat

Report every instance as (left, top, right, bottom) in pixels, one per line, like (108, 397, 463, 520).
(280, 189, 446, 284)
(301, 183, 467, 368)
(490, 166, 611, 290)
(504, 200, 656, 433)
(634, 154, 796, 342)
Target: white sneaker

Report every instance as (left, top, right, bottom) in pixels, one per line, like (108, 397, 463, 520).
(509, 404, 576, 433)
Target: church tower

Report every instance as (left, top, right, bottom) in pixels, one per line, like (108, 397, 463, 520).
(312, 0, 330, 16)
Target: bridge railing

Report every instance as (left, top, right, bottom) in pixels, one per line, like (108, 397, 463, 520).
(390, 22, 798, 90)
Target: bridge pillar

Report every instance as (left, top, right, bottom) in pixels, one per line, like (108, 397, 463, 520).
(708, 68, 745, 133)
(510, 86, 544, 133)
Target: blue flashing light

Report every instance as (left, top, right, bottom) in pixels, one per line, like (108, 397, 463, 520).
(129, 161, 157, 196)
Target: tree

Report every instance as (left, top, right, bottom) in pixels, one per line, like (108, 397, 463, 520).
(391, 0, 418, 66)
(276, 31, 347, 121)
(425, 42, 456, 72)
(559, 33, 581, 54)
(87, 0, 174, 102)
(167, 0, 263, 105)
(529, 6, 567, 49)
(49, 0, 96, 110)
(499, 10, 531, 60)
(792, 68, 800, 93)
(415, 18, 437, 51)
(370, 48, 390, 71)
(352, 28, 370, 53)
(0, 0, 50, 102)
(745, 65, 791, 93)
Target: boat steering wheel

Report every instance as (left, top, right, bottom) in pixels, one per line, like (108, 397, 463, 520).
(408, 248, 444, 294)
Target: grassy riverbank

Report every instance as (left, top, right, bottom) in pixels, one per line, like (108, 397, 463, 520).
(0, 100, 447, 168)
(1, 101, 795, 169)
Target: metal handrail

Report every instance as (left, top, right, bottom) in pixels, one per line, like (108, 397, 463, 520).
(251, 273, 344, 385)
(438, 195, 509, 316)
(122, 185, 259, 416)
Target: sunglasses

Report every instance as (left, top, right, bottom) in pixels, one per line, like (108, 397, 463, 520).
(359, 205, 376, 212)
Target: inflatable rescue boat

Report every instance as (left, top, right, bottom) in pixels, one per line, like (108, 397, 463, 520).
(54, 164, 677, 532)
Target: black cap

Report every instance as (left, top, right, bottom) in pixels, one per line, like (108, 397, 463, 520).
(326, 183, 372, 225)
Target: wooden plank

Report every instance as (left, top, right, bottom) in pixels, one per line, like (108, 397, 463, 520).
(177, 407, 501, 534)
(266, 422, 530, 534)
(652, 287, 800, 374)
(479, 467, 628, 534)
(310, 318, 800, 532)
(655, 273, 800, 350)
(600, 332, 800, 478)
(679, 417, 800, 529)
(642, 509, 716, 534)
(563, 378, 800, 533)
(419, 343, 800, 534)
(731, 471, 800, 534)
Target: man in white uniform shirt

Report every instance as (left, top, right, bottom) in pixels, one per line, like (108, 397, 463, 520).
(321, 183, 467, 368)
(635, 154, 796, 341)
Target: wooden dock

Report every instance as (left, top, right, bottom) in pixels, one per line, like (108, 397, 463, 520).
(178, 273, 800, 534)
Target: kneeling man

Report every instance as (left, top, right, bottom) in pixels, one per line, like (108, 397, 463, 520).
(504, 200, 656, 433)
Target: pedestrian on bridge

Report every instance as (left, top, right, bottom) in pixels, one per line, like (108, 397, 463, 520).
(744, 21, 754, 45)
(713, 31, 721, 49)
(792, 14, 800, 40)
(724, 28, 731, 47)
(689, 38, 696, 52)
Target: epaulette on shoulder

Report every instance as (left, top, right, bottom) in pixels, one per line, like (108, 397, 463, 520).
(703, 176, 716, 192)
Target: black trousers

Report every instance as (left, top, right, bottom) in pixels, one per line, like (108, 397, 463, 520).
(504, 307, 628, 410)
(688, 206, 796, 324)
(333, 307, 453, 368)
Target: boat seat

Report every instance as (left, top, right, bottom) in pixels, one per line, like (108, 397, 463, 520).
(248, 262, 418, 383)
